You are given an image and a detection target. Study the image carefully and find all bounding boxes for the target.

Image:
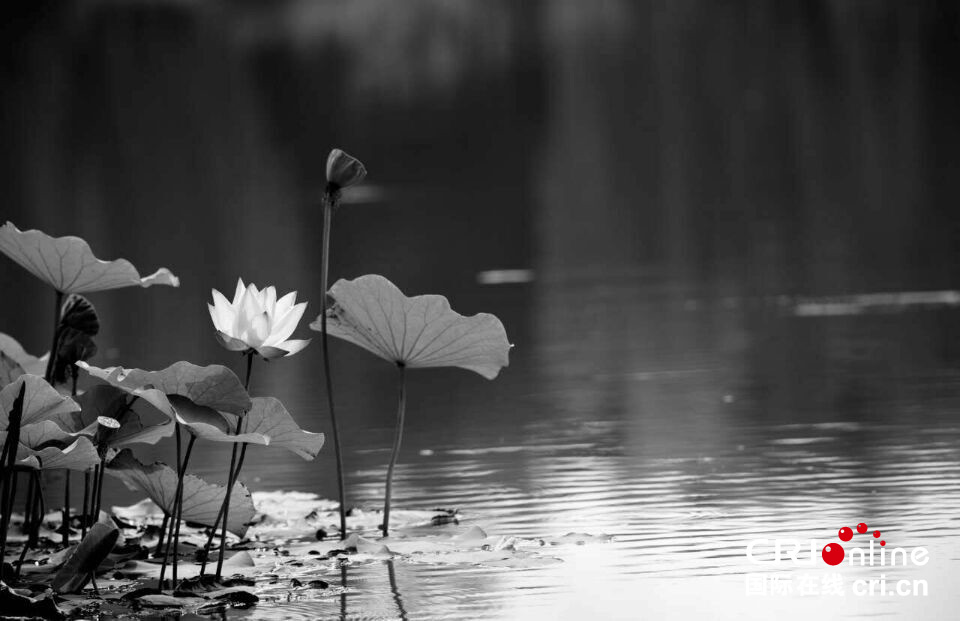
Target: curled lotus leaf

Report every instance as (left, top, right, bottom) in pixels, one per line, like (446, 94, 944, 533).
(223, 397, 324, 460)
(0, 420, 100, 470)
(78, 361, 251, 417)
(106, 449, 255, 537)
(169, 395, 268, 445)
(67, 385, 174, 448)
(311, 274, 511, 379)
(0, 222, 180, 293)
(14, 419, 78, 447)
(53, 522, 120, 594)
(0, 332, 47, 378)
(18, 438, 100, 471)
(0, 374, 80, 430)
(59, 294, 100, 336)
(1, 352, 23, 387)
(52, 330, 97, 385)
(18, 437, 100, 471)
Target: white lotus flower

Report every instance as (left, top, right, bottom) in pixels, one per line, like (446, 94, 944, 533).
(209, 279, 310, 359)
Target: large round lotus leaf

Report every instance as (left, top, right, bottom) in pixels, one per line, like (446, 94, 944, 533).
(312, 274, 511, 379)
(0, 222, 179, 293)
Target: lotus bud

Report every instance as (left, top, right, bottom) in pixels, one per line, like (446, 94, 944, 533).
(325, 148, 367, 192)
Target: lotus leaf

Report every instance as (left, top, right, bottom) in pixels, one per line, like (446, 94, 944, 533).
(107, 449, 255, 537)
(0, 222, 180, 293)
(313, 274, 511, 379)
(223, 397, 324, 460)
(0, 374, 79, 429)
(78, 361, 250, 417)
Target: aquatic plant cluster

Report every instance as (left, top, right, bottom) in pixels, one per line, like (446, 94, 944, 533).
(0, 150, 510, 614)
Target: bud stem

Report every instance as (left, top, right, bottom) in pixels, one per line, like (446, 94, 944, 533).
(320, 191, 349, 540)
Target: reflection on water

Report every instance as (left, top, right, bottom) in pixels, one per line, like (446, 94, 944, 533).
(4, 1, 960, 619)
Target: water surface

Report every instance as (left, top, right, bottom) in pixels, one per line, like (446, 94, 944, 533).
(3, 2, 960, 618)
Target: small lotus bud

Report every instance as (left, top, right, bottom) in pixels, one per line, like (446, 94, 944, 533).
(325, 148, 366, 191)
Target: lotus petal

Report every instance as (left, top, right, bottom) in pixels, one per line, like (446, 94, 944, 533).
(0, 332, 46, 377)
(106, 449, 255, 537)
(0, 374, 80, 429)
(224, 397, 324, 460)
(78, 361, 251, 417)
(0, 222, 179, 293)
(210, 280, 310, 358)
(311, 274, 511, 379)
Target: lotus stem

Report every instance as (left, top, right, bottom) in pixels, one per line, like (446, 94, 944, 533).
(43, 290, 63, 383)
(159, 423, 184, 586)
(0, 383, 27, 562)
(199, 439, 247, 576)
(214, 419, 244, 579)
(209, 352, 253, 579)
(320, 191, 348, 540)
(62, 472, 70, 547)
(382, 364, 407, 537)
(92, 461, 106, 521)
(16, 471, 44, 579)
(0, 471, 19, 567)
(170, 434, 196, 585)
(61, 368, 78, 547)
(155, 512, 169, 557)
(80, 470, 90, 539)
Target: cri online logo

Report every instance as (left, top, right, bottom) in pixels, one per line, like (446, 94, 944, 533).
(746, 523, 929, 567)
(822, 522, 883, 566)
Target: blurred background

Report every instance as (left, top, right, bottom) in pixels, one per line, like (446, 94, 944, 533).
(3, 1, 960, 618)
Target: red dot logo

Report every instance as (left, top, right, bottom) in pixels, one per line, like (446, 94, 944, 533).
(873, 530, 881, 538)
(856, 523, 868, 534)
(822, 543, 845, 566)
(838, 527, 853, 541)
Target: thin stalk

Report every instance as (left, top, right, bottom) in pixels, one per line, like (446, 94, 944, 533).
(62, 368, 78, 547)
(154, 512, 169, 557)
(199, 438, 248, 575)
(320, 192, 348, 539)
(159, 424, 183, 586)
(213, 419, 243, 579)
(93, 461, 106, 520)
(62, 472, 70, 547)
(89, 465, 100, 524)
(15, 472, 44, 579)
(1, 471, 19, 569)
(170, 435, 196, 585)
(43, 291, 63, 383)
(0, 383, 27, 561)
(34, 473, 45, 541)
(80, 471, 90, 538)
(211, 353, 254, 578)
(382, 364, 407, 537)
(21, 473, 35, 542)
